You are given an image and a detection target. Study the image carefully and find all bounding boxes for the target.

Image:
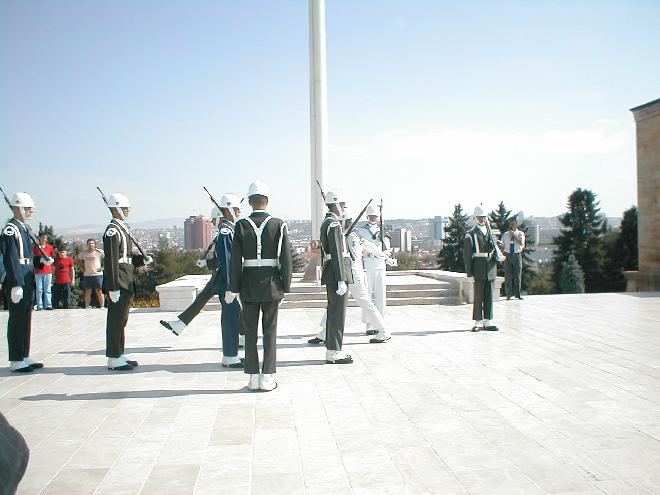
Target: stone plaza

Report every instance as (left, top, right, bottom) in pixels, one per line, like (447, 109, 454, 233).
(2, 291, 660, 494)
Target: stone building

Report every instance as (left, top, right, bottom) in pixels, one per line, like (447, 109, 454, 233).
(625, 98, 660, 291)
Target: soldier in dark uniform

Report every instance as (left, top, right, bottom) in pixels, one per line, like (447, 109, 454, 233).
(463, 206, 500, 332)
(103, 192, 152, 371)
(1, 192, 45, 372)
(320, 189, 354, 364)
(227, 180, 292, 392)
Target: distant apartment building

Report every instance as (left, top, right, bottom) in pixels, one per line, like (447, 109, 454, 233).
(431, 216, 448, 247)
(391, 228, 413, 253)
(184, 215, 213, 250)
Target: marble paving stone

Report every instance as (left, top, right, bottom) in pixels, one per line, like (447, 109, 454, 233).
(0, 292, 658, 494)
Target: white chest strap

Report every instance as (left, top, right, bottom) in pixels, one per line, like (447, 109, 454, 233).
(4, 224, 26, 260)
(244, 216, 272, 260)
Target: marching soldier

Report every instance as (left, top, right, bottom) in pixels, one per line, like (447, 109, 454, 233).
(463, 206, 500, 332)
(160, 206, 224, 336)
(309, 209, 391, 346)
(320, 190, 354, 363)
(1, 192, 45, 372)
(160, 198, 244, 367)
(103, 192, 152, 371)
(356, 204, 396, 335)
(226, 180, 292, 391)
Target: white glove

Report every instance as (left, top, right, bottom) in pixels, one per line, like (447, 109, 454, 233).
(224, 291, 237, 304)
(383, 248, 392, 257)
(144, 255, 153, 265)
(109, 290, 120, 303)
(196, 259, 207, 268)
(385, 258, 397, 267)
(336, 281, 347, 296)
(41, 257, 54, 265)
(467, 276, 474, 282)
(11, 286, 23, 304)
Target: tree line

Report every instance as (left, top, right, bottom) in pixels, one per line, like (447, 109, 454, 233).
(436, 188, 638, 294)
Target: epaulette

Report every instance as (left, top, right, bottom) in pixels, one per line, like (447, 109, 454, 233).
(106, 227, 119, 237)
(220, 227, 232, 235)
(3, 224, 18, 237)
(330, 221, 340, 228)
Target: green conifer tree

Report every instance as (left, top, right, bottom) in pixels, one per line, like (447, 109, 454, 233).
(437, 204, 468, 272)
(557, 252, 585, 294)
(552, 188, 607, 292)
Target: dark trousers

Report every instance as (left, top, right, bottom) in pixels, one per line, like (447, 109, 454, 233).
(0, 412, 30, 495)
(5, 283, 34, 362)
(220, 298, 241, 357)
(325, 283, 347, 351)
(504, 253, 522, 298)
(472, 279, 494, 321)
(105, 289, 133, 358)
(243, 300, 279, 374)
(178, 272, 218, 325)
(53, 283, 72, 309)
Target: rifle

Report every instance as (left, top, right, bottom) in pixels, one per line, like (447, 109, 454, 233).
(96, 187, 149, 259)
(316, 179, 326, 201)
(345, 199, 373, 237)
(484, 217, 506, 263)
(0, 186, 50, 258)
(378, 198, 385, 250)
(204, 186, 236, 223)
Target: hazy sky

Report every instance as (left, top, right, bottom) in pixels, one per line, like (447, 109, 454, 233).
(1, 0, 658, 227)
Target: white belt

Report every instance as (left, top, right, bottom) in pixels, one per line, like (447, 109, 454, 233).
(472, 253, 490, 258)
(243, 259, 278, 268)
(18, 258, 32, 265)
(119, 257, 131, 264)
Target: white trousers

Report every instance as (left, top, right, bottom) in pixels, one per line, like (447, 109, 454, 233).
(317, 268, 388, 339)
(362, 260, 386, 329)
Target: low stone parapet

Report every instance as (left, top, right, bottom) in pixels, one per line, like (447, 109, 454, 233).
(155, 274, 211, 311)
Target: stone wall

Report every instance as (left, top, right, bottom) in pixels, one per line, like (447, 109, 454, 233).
(626, 98, 660, 291)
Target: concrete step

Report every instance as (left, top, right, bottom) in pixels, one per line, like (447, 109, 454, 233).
(279, 295, 459, 309)
(288, 283, 449, 294)
(282, 288, 457, 301)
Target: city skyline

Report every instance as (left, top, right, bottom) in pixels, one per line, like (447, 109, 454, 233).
(2, 1, 658, 227)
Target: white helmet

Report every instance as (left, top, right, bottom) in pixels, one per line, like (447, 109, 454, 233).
(474, 205, 486, 217)
(366, 204, 379, 217)
(324, 189, 344, 205)
(211, 206, 222, 220)
(108, 193, 131, 208)
(247, 180, 270, 198)
(220, 193, 241, 209)
(10, 192, 35, 208)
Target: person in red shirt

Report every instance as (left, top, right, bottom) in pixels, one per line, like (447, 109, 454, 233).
(32, 233, 55, 310)
(53, 248, 75, 309)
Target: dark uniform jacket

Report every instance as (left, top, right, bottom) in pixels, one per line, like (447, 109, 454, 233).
(229, 211, 292, 302)
(320, 212, 354, 286)
(463, 226, 498, 281)
(103, 219, 142, 292)
(1, 218, 35, 288)
(214, 219, 235, 294)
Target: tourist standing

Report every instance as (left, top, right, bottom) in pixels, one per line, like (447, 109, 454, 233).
(32, 233, 55, 310)
(78, 239, 104, 308)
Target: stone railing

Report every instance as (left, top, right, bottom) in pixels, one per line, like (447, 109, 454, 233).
(155, 274, 212, 311)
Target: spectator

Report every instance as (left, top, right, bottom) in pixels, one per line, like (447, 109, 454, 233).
(33, 233, 55, 311)
(78, 239, 104, 308)
(501, 218, 525, 300)
(53, 248, 75, 309)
